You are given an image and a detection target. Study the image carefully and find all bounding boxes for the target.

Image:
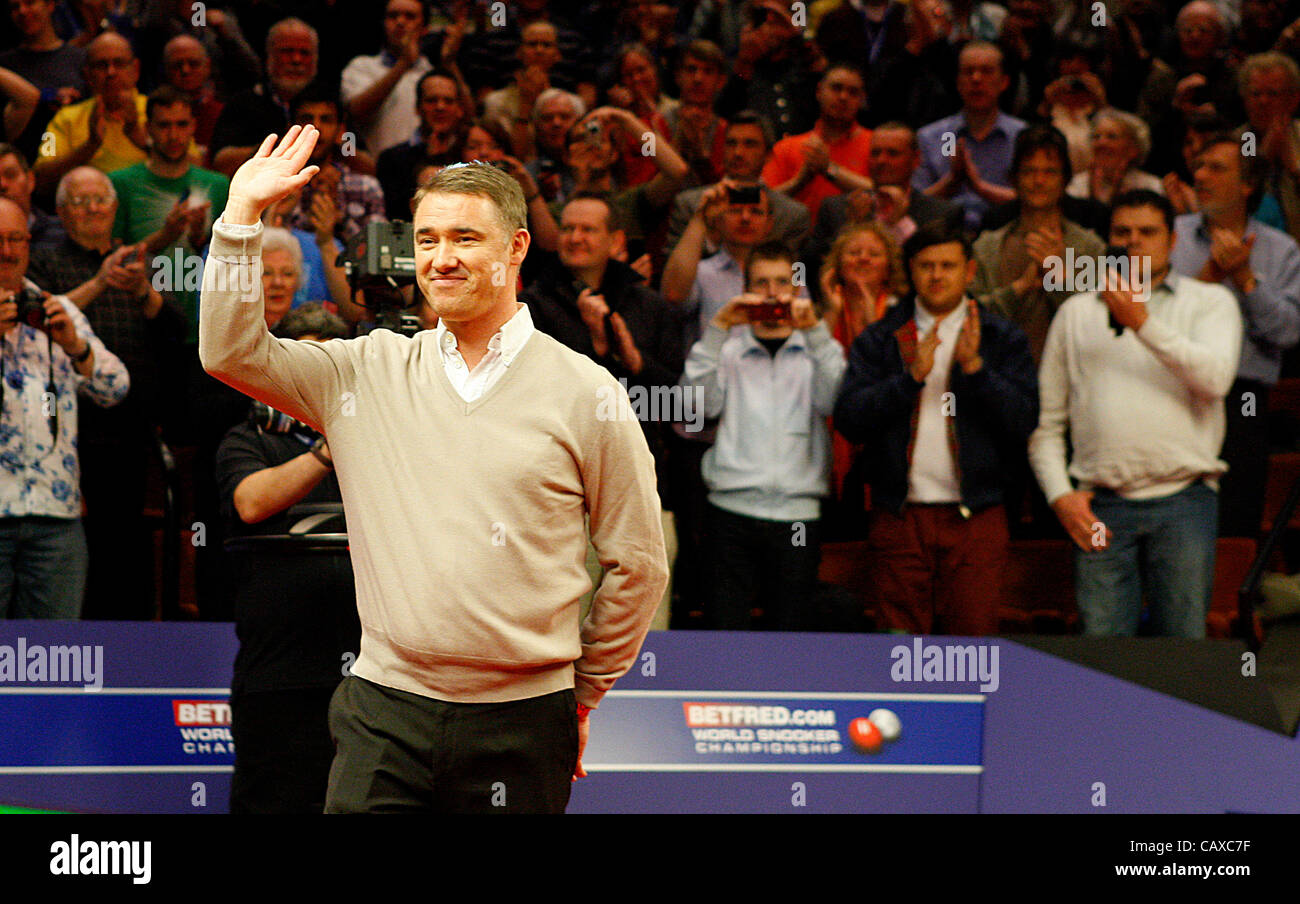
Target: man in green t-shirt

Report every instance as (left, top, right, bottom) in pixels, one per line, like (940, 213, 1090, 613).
(110, 85, 229, 343)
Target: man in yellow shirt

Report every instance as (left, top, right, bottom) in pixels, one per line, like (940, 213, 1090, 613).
(34, 32, 160, 192)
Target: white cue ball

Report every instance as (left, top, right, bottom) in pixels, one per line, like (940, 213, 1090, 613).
(868, 708, 901, 742)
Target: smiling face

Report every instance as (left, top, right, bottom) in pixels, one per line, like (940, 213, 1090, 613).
(1243, 65, 1300, 131)
(261, 247, 299, 327)
(0, 199, 29, 292)
(535, 94, 579, 155)
(413, 192, 528, 327)
(619, 49, 659, 100)
(1091, 117, 1138, 171)
(57, 168, 116, 246)
(838, 228, 890, 292)
(267, 24, 318, 98)
(1015, 146, 1066, 212)
(1193, 141, 1253, 218)
(558, 197, 616, 273)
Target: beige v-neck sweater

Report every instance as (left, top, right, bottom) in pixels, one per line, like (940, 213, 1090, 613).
(199, 221, 668, 708)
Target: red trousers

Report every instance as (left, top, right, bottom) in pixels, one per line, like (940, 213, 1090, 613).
(867, 503, 1008, 635)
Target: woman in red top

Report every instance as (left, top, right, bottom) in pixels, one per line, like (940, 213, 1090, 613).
(819, 220, 909, 531)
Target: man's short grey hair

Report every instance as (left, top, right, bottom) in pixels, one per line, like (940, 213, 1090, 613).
(262, 226, 304, 290)
(267, 17, 319, 57)
(533, 88, 585, 123)
(1093, 107, 1152, 165)
(55, 166, 116, 209)
(1239, 51, 1300, 98)
(413, 161, 528, 237)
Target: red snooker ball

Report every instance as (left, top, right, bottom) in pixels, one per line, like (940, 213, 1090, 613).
(848, 717, 883, 754)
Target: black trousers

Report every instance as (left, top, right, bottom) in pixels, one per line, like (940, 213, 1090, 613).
(324, 677, 578, 814)
(1219, 378, 1270, 538)
(230, 687, 338, 814)
(705, 503, 822, 631)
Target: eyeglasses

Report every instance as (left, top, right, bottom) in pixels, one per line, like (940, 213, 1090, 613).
(0, 233, 29, 248)
(64, 195, 113, 209)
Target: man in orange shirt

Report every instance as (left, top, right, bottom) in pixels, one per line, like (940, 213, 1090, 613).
(761, 64, 874, 224)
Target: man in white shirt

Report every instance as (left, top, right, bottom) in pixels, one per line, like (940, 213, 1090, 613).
(340, 0, 432, 156)
(833, 218, 1039, 635)
(1029, 189, 1243, 638)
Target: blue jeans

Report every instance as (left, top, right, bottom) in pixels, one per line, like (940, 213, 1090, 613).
(0, 517, 88, 619)
(1074, 483, 1218, 638)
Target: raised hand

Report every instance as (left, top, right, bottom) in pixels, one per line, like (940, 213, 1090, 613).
(224, 126, 321, 226)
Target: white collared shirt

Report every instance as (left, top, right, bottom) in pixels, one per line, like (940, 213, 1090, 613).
(433, 303, 535, 402)
(907, 298, 968, 503)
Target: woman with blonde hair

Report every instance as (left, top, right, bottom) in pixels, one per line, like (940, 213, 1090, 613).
(818, 220, 909, 535)
(818, 219, 908, 350)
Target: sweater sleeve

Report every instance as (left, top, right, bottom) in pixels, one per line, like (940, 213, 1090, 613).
(1027, 310, 1074, 504)
(1134, 285, 1242, 400)
(575, 376, 670, 710)
(680, 323, 729, 419)
(804, 320, 847, 416)
(832, 327, 923, 444)
(198, 218, 358, 432)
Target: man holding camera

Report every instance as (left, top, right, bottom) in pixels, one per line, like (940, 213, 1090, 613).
(200, 127, 668, 812)
(680, 241, 846, 629)
(0, 196, 128, 619)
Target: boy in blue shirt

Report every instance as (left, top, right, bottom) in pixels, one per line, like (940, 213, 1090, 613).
(680, 241, 847, 629)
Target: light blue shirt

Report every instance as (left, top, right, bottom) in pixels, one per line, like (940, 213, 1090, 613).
(1169, 213, 1300, 385)
(684, 248, 745, 355)
(681, 321, 847, 522)
(914, 110, 1026, 230)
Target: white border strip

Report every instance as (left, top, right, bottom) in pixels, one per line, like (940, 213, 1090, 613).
(607, 690, 986, 702)
(0, 688, 230, 695)
(0, 766, 233, 775)
(584, 764, 983, 774)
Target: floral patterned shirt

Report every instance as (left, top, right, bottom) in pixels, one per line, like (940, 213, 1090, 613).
(0, 289, 129, 519)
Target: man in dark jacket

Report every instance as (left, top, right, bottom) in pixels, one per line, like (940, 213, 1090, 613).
(521, 191, 683, 628)
(833, 218, 1038, 635)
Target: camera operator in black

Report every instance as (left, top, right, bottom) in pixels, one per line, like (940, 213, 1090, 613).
(215, 303, 360, 814)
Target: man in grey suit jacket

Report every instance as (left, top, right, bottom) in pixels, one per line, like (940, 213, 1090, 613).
(664, 111, 811, 255)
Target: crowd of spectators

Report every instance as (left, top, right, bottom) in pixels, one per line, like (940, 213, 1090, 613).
(1, 0, 1299, 642)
